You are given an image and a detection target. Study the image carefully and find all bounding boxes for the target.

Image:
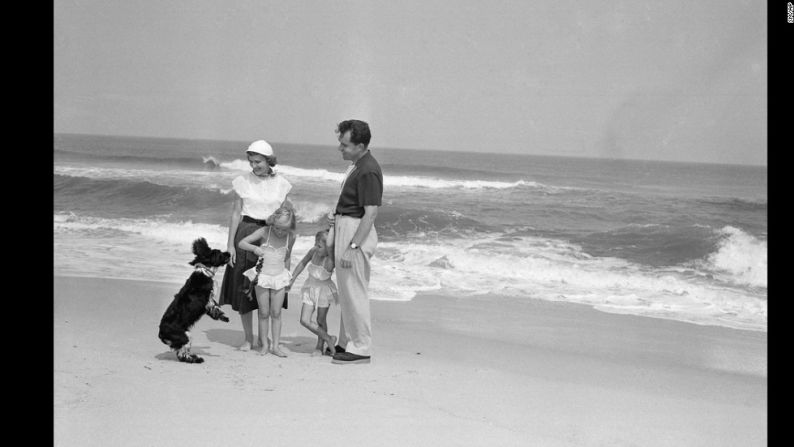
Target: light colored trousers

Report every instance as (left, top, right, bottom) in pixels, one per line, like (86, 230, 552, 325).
(333, 215, 377, 356)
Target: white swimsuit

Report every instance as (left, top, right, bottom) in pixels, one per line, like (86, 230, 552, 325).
(300, 261, 338, 307)
(243, 227, 292, 289)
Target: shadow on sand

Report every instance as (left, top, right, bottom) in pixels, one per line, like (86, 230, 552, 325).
(204, 328, 320, 354)
(154, 344, 220, 362)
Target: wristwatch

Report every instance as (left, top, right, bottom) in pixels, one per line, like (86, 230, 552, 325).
(349, 242, 360, 250)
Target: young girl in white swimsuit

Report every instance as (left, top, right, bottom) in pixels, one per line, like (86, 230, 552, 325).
(288, 229, 339, 356)
(238, 207, 296, 357)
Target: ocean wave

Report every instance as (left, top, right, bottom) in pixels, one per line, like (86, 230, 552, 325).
(54, 166, 236, 191)
(573, 223, 716, 267)
(54, 149, 220, 169)
(376, 206, 487, 237)
(370, 234, 766, 330)
(54, 213, 767, 331)
(697, 197, 767, 212)
(58, 156, 562, 192)
(380, 162, 512, 180)
(695, 226, 767, 288)
(54, 213, 230, 247)
(202, 156, 222, 168)
(54, 175, 232, 220)
(54, 175, 486, 232)
(222, 159, 548, 190)
(292, 200, 334, 224)
(53, 213, 321, 284)
(53, 175, 316, 223)
(55, 177, 340, 227)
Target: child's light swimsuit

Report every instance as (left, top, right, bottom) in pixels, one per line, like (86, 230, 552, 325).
(243, 227, 292, 289)
(300, 262, 338, 307)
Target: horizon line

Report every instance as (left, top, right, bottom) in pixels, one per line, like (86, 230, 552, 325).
(53, 131, 768, 169)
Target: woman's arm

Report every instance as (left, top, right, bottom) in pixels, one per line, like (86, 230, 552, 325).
(238, 227, 265, 256)
(226, 195, 243, 266)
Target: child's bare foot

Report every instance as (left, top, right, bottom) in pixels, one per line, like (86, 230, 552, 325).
(238, 341, 252, 351)
(327, 336, 337, 355)
(311, 349, 323, 357)
(269, 348, 288, 358)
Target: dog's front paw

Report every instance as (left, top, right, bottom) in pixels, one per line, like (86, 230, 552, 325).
(177, 350, 204, 364)
(207, 306, 229, 322)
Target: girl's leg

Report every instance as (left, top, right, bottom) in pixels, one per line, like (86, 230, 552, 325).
(316, 306, 336, 355)
(299, 303, 324, 356)
(250, 283, 264, 348)
(269, 288, 287, 357)
(315, 334, 324, 354)
(238, 310, 254, 350)
(254, 286, 271, 355)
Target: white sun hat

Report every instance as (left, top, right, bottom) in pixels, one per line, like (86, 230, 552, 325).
(246, 140, 274, 157)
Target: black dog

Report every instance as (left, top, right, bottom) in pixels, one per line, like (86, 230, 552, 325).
(158, 238, 231, 363)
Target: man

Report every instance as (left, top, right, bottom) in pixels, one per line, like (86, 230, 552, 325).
(330, 119, 382, 365)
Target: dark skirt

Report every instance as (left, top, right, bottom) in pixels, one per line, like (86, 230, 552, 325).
(218, 219, 289, 313)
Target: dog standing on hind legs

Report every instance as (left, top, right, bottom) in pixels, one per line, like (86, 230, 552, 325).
(158, 238, 231, 363)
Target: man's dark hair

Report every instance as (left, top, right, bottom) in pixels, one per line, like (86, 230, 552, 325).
(336, 119, 371, 148)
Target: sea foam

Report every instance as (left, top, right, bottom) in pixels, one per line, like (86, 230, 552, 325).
(58, 159, 558, 192)
(700, 226, 767, 288)
(222, 159, 545, 190)
(54, 213, 766, 331)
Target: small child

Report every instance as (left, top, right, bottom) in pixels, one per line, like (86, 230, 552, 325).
(238, 207, 296, 357)
(288, 229, 338, 356)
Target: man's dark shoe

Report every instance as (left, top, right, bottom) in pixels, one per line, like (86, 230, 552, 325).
(325, 345, 346, 355)
(331, 351, 370, 364)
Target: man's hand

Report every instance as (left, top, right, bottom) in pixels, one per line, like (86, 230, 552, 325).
(339, 247, 356, 269)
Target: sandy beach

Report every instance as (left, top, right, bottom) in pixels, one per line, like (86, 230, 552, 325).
(54, 275, 766, 446)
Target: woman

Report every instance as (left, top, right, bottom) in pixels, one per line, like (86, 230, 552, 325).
(218, 139, 293, 351)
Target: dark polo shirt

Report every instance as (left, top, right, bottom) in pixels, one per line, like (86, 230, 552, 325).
(335, 151, 383, 218)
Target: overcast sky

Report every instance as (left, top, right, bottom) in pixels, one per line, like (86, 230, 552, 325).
(54, 0, 767, 166)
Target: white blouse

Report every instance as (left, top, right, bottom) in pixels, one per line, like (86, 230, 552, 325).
(232, 172, 292, 220)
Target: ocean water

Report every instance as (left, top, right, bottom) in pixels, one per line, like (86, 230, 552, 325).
(54, 133, 767, 332)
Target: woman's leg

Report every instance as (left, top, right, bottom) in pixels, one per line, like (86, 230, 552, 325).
(269, 288, 287, 357)
(254, 286, 271, 355)
(238, 310, 254, 350)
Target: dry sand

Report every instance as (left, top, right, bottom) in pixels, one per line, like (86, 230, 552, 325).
(54, 275, 766, 446)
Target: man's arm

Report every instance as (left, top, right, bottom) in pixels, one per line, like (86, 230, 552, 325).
(351, 205, 378, 248)
(339, 205, 378, 269)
